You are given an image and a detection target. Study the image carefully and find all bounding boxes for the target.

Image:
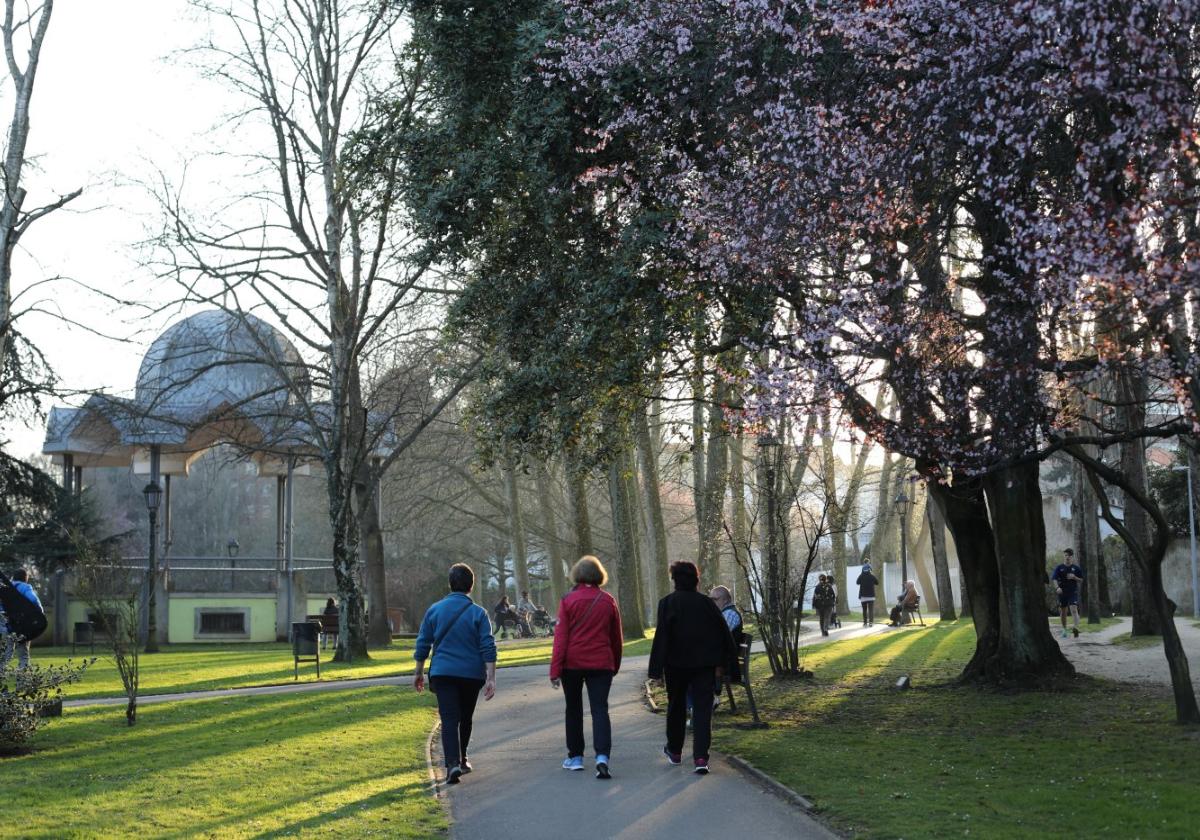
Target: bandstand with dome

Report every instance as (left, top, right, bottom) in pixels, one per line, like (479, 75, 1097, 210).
(39, 309, 348, 646)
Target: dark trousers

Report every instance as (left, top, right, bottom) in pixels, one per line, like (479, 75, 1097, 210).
(817, 606, 833, 634)
(561, 669, 613, 758)
(430, 675, 484, 767)
(665, 666, 716, 760)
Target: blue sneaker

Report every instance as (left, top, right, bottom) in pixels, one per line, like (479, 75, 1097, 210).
(562, 755, 584, 771)
(595, 755, 611, 779)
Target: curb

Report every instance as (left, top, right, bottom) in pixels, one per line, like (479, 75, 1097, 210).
(425, 720, 445, 800)
(723, 753, 816, 812)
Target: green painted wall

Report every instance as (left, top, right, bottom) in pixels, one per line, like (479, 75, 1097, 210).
(167, 596, 277, 643)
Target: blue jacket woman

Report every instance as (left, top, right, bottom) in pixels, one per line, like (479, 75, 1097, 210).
(414, 564, 497, 785)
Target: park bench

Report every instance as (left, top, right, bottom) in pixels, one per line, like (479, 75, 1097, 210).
(307, 613, 339, 649)
(721, 632, 764, 727)
(902, 596, 925, 627)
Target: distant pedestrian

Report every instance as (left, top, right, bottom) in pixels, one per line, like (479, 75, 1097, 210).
(856, 563, 879, 626)
(550, 555, 623, 779)
(813, 574, 836, 636)
(0, 568, 43, 672)
(709, 585, 745, 705)
(1052, 549, 1085, 639)
(649, 561, 735, 775)
(414, 564, 497, 786)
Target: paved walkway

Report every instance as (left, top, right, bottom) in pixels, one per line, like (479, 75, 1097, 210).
(1059, 616, 1200, 690)
(439, 628, 878, 840)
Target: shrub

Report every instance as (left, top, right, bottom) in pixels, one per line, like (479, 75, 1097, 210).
(0, 657, 90, 755)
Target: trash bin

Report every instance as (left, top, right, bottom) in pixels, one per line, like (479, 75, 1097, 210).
(292, 621, 322, 679)
(292, 621, 320, 656)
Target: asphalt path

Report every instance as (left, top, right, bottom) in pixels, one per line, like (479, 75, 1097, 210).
(441, 652, 843, 840)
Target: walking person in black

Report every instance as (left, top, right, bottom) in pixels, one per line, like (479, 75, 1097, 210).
(813, 574, 836, 636)
(857, 563, 879, 626)
(649, 561, 735, 775)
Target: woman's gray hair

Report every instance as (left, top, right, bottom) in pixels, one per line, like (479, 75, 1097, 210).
(570, 555, 608, 586)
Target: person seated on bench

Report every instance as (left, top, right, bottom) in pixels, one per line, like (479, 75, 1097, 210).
(494, 596, 518, 637)
(320, 597, 339, 649)
(888, 581, 919, 626)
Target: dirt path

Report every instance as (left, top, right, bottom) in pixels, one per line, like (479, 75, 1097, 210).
(1058, 617, 1200, 690)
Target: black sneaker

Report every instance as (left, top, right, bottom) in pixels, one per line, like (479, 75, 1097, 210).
(596, 761, 611, 780)
(1072, 627, 1080, 638)
(663, 745, 682, 765)
(446, 765, 463, 785)
(459, 759, 473, 774)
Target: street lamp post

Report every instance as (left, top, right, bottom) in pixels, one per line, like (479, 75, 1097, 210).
(142, 481, 162, 652)
(227, 537, 240, 592)
(895, 491, 910, 596)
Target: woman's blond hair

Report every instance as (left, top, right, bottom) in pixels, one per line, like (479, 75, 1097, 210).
(570, 555, 608, 586)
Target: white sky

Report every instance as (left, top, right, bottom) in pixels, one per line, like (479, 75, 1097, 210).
(1, 1, 246, 457)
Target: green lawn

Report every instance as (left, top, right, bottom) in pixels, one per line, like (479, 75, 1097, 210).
(36, 632, 654, 700)
(713, 621, 1200, 840)
(1110, 631, 1165, 650)
(0, 687, 442, 838)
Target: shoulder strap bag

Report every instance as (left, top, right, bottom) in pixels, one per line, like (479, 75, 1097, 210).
(432, 598, 476, 662)
(569, 589, 606, 636)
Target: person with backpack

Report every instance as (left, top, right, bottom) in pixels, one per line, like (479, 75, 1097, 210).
(813, 574, 837, 636)
(550, 555, 623, 779)
(413, 564, 498, 786)
(0, 568, 44, 672)
(649, 561, 735, 775)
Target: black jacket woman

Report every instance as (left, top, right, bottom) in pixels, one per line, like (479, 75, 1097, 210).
(856, 563, 879, 626)
(648, 561, 735, 775)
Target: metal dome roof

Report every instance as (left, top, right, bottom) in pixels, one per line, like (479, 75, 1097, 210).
(135, 310, 308, 412)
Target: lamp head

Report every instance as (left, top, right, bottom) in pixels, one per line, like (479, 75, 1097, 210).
(143, 481, 162, 513)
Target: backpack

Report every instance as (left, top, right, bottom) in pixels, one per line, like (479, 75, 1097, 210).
(0, 572, 47, 642)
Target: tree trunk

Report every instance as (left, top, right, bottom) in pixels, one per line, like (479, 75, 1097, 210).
(980, 463, 1074, 682)
(622, 447, 650, 625)
(634, 405, 669, 608)
(565, 453, 593, 557)
(331, 501, 369, 662)
(959, 565, 972, 618)
(502, 451, 530, 597)
(728, 433, 753, 606)
(1118, 367, 1161, 635)
(1073, 456, 1103, 625)
(697, 380, 731, 579)
(1150, 561, 1200, 723)
(608, 453, 646, 640)
(691, 338, 706, 543)
(534, 461, 567, 603)
(930, 479, 998, 679)
(927, 493, 957, 620)
(356, 460, 391, 647)
(821, 423, 850, 613)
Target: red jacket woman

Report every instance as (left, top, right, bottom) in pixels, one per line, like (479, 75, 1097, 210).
(550, 582, 623, 679)
(549, 556, 623, 778)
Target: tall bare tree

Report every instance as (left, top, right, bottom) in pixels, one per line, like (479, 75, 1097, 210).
(0, 0, 80, 416)
(156, 0, 474, 660)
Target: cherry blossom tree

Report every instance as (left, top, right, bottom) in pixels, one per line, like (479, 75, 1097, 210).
(553, 0, 1200, 711)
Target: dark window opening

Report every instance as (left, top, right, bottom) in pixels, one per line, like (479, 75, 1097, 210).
(199, 611, 247, 635)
